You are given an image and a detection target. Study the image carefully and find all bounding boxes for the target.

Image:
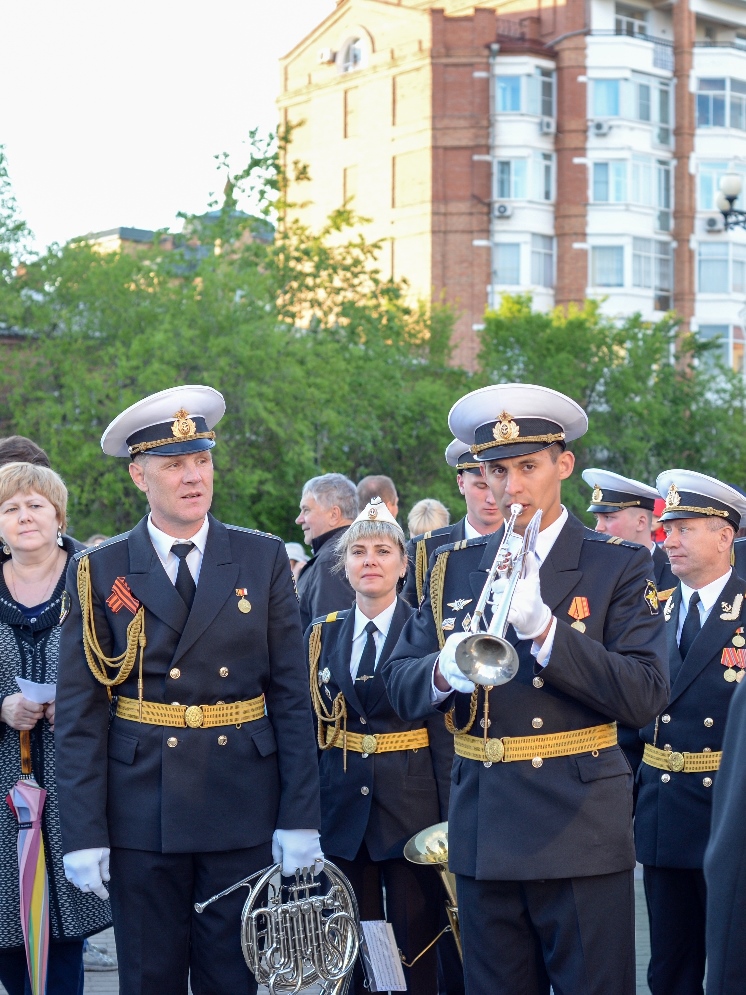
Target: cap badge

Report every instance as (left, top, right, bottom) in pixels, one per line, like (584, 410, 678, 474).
(171, 409, 197, 440)
(591, 485, 604, 504)
(493, 411, 520, 443)
(665, 483, 681, 511)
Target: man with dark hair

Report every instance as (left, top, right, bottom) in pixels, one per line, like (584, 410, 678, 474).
(357, 474, 399, 517)
(382, 383, 668, 995)
(296, 473, 358, 630)
(0, 435, 50, 467)
(402, 440, 502, 607)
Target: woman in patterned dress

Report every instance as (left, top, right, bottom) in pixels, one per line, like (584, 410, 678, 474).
(0, 462, 111, 995)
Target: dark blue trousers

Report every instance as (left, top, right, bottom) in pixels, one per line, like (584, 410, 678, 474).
(0, 940, 83, 995)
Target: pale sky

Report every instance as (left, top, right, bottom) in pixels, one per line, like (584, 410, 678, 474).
(0, 0, 336, 249)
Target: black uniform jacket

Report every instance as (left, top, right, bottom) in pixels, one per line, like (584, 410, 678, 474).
(297, 526, 355, 632)
(652, 543, 676, 596)
(381, 512, 669, 882)
(703, 680, 746, 995)
(55, 514, 321, 855)
(733, 535, 746, 579)
(307, 597, 452, 862)
(635, 569, 746, 870)
(402, 519, 466, 608)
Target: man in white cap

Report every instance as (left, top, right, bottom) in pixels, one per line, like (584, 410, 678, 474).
(582, 468, 676, 594)
(635, 470, 746, 995)
(402, 439, 503, 608)
(55, 386, 323, 995)
(382, 383, 668, 995)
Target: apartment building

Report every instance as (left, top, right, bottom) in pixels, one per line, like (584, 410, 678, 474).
(278, 0, 746, 369)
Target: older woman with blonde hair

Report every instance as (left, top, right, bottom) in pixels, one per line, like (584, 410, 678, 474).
(0, 462, 110, 995)
(407, 498, 450, 538)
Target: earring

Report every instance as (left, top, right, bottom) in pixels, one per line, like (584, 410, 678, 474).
(57, 529, 64, 547)
(1, 539, 9, 556)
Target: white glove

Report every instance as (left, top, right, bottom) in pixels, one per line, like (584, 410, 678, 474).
(437, 631, 476, 694)
(63, 847, 110, 901)
(272, 829, 324, 877)
(507, 554, 552, 641)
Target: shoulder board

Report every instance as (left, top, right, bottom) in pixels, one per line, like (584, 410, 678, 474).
(411, 525, 452, 545)
(311, 609, 351, 626)
(434, 534, 489, 556)
(73, 531, 130, 561)
(583, 530, 641, 550)
(224, 524, 281, 542)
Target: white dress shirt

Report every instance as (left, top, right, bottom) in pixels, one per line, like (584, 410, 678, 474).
(463, 517, 482, 541)
(349, 599, 398, 680)
(147, 515, 210, 586)
(677, 570, 731, 645)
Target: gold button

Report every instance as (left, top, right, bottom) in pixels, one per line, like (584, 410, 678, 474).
(703, 777, 713, 788)
(532, 717, 543, 729)
(167, 737, 178, 748)
(219, 667, 229, 677)
(661, 714, 671, 724)
(169, 668, 181, 680)
(533, 676, 544, 688)
(532, 757, 543, 768)
(661, 773, 670, 783)
(704, 717, 714, 728)
(218, 735, 227, 746)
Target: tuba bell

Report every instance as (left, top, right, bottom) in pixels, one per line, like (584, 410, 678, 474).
(404, 822, 461, 960)
(195, 862, 360, 994)
(455, 502, 542, 686)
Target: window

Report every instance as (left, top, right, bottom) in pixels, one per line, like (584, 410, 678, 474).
(734, 244, 746, 293)
(631, 156, 654, 206)
(342, 39, 364, 73)
(592, 162, 627, 202)
(497, 76, 522, 112)
(657, 82, 672, 144)
(591, 246, 624, 286)
(615, 3, 647, 37)
(527, 69, 555, 117)
(632, 238, 672, 308)
(494, 243, 521, 285)
(699, 162, 746, 211)
(496, 159, 527, 199)
(698, 325, 746, 374)
(531, 235, 554, 287)
(593, 80, 620, 117)
(698, 242, 729, 292)
(657, 160, 672, 231)
(637, 81, 651, 122)
(696, 78, 746, 130)
(532, 153, 554, 201)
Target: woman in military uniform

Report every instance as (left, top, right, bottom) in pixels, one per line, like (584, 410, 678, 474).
(307, 497, 451, 995)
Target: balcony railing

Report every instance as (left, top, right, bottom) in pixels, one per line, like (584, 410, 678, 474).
(591, 30, 674, 71)
(694, 40, 746, 52)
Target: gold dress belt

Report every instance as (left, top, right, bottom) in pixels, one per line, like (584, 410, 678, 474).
(325, 726, 429, 754)
(642, 742, 721, 773)
(116, 694, 265, 729)
(454, 722, 617, 764)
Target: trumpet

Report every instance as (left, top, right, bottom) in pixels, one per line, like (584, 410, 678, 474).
(456, 502, 542, 686)
(195, 862, 360, 994)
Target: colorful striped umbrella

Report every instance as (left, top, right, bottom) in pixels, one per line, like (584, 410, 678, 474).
(5, 730, 49, 995)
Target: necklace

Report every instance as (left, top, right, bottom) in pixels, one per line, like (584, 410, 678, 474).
(7, 551, 64, 608)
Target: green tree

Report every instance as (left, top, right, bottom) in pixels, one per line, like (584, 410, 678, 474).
(479, 294, 746, 521)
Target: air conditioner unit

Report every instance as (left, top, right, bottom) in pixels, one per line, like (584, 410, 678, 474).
(539, 117, 556, 135)
(592, 120, 611, 136)
(318, 47, 336, 64)
(493, 203, 514, 218)
(705, 215, 724, 232)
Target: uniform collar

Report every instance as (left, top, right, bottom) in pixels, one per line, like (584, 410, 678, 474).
(147, 514, 209, 560)
(534, 506, 568, 565)
(680, 569, 732, 615)
(353, 598, 398, 640)
(464, 517, 481, 541)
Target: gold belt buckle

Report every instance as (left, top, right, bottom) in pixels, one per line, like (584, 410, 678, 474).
(668, 751, 685, 772)
(361, 734, 378, 754)
(484, 738, 505, 763)
(184, 705, 204, 729)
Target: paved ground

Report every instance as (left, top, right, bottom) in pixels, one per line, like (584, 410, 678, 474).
(0, 870, 656, 994)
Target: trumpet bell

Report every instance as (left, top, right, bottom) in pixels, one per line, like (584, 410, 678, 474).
(403, 821, 449, 865)
(455, 632, 519, 686)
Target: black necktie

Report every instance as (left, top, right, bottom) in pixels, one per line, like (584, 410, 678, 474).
(678, 591, 701, 661)
(172, 542, 196, 610)
(356, 621, 378, 682)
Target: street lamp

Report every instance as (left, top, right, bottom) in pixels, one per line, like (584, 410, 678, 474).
(718, 173, 746, 229)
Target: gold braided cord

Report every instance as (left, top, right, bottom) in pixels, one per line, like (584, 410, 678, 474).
(430, 551, 450, 650)
(77, 555, 146, 704)
(470, 432, 564, 455)
(415, 536, 430, 606)
(308, 622, 349, 771)
(591, 499, 642, 509)
(663, 505, 729, 518)
(445, 688, 480, 736)
(128, 431, 215, 455)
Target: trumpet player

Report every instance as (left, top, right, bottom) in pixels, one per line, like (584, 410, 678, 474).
(307, 497, 453, 995)
(381, 383, 668, 995)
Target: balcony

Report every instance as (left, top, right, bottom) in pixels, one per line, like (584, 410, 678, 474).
(592, 30, 674, 72)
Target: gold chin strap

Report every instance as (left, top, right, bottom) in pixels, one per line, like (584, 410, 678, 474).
(308, 621, 349, 771)
(78, 555, 147, 715)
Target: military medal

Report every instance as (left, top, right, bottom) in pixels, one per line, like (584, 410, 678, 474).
(721, 642, 746, 682)
(106, 576, 140, 615)
(568, 596, 590, 632)
(236, 588, 252, 613)
(441, 617, 456, 632)
(447, 599, 472, 612)
(462, 613, 472, 631)
(733, 627, 745, 648)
